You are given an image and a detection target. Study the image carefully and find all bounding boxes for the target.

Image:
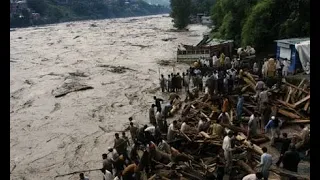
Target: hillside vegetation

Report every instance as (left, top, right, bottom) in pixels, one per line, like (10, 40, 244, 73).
(10, 0, 170, 28)
(211, 0, 310, 50)
(170, 0, 310, 50)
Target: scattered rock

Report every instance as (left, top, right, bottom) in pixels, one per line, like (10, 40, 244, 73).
(73, 35, 80, 39)
(18, 37, 22, 39)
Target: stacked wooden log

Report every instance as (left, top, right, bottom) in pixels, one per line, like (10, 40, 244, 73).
(238, 72, 310, 125)
(146, 91, 309, 180)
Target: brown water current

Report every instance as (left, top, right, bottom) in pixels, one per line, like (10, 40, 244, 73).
(10, 15, 210, 179)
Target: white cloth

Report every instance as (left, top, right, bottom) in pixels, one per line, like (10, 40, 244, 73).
(282, 60, 290, 75)
(295, 40, 310, 74)
(167, 123, 177, 141)
(201, 58, 210, 66)
(180, 122, 189, 133)
(104, 170, 114, 180)
(202, 76, 208, 86)
(198, 119, 204, 131)
(145, 126, 156, 136)
(212, 56, 219, 66)
(242, 174, 259, 180)
(222, 136, 232, 152)
(113, 177, 120, 180)
(108, 150, 119, 162)
(194, 69, 201, 75)
(204, 87, 209, 94)
(262, 61, 268, 76)
(156, 111, 162, 121)
(158, 140, 171, 154)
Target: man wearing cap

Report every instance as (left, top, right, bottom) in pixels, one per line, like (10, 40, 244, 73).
(265, 116, 281, 146)
(222, 131, 235, 174)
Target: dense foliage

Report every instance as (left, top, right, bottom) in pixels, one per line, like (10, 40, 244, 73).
(170, 0, 191, 29)
(190, 0, 216, 15)
(211, 0, 310, 50)
(10, 0, 170, 28)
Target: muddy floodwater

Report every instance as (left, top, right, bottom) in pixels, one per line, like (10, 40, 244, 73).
(10, 15, 210, 179)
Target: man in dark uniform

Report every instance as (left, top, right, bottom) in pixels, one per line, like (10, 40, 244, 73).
(153, 96, 164, 112)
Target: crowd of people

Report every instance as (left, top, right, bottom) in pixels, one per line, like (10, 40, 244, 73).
(79, 54, 309, 180)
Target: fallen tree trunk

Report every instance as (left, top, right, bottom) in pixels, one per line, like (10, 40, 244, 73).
(236, 160, 255, 174)
(236, 133, 263, 155)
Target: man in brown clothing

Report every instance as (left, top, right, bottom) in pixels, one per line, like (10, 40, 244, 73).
(114, 133, 129, 162)
(126, 122, 138, 142)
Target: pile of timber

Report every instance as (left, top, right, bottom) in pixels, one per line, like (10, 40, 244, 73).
(239, 72, 310, 125)
(147, 94, 309, 180)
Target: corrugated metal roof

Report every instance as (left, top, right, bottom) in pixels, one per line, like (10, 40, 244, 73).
(274, 37, 310, 45)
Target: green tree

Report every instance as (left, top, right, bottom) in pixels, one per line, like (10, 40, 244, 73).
(27, 0, 48, 14)
(170, 0, 191, 29)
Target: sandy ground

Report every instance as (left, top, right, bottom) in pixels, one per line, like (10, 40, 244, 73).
(10, 15, 210, 180)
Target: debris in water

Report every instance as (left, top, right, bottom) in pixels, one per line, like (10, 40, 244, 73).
(97, 64, 136, 74)
(68, 70, 89, 77)
(161, 37, 177, 41)
(52, 79, 93, 98)
(157, 60, 175, 66)
(51, 103, 61, 113)
(90, 24, 98, 27)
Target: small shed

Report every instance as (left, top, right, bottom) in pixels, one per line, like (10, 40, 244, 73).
(274, 37, 309, 74)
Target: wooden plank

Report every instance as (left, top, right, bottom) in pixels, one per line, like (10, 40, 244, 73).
(276, 99, 295, 109)
(293, 95, 310, 108)
(243, 72, 256, 85)
(297, 80, 307, 97)
(243, 77, 256, 92)
(283, 81, 309, 94)
(285, 87, 293, 103)
(291, 79, 306, 103)
(286, 119, 310, 124)
(278, 109, 301, 119)
(236, 133, 263, 155)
